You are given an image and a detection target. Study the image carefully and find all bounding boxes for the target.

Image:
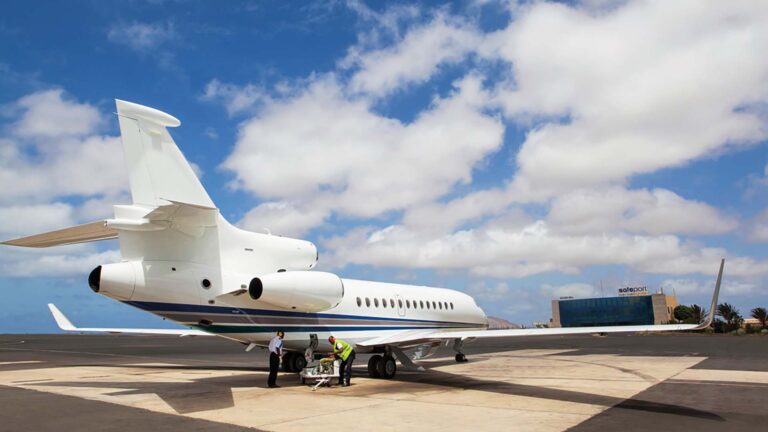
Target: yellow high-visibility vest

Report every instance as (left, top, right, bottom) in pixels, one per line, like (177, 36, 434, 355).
(333, 339, 354, 361)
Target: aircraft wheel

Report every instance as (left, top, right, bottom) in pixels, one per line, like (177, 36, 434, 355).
(455, 353, 467, 363)
(293, 353, 307, 372)
(368, 355, 382, 378)
(378, 355, 397, 379)
(282, 352, 295, 372)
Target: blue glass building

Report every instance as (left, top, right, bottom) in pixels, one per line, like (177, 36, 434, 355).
(552, 294, 675, 327)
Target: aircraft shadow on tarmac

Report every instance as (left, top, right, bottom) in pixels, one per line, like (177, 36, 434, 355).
(32, 361, 723, 421)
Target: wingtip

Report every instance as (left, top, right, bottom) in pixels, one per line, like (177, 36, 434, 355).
(698, 258, 724, 330)
(48, 303, 77, 331)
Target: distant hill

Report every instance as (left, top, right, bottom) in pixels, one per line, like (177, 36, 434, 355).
(487, 316, 522, 329)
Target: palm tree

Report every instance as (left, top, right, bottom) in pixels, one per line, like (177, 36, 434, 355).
(751, 307, 767, 329)
(717, 303, 743, 332)
(690, 304, 706, 325)
(674, 305, 693, 322)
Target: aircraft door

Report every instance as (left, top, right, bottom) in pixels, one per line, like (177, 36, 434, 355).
(395, 294, 405, 317)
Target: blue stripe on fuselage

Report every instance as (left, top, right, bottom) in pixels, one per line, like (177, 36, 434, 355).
(123, 300, 481, 327)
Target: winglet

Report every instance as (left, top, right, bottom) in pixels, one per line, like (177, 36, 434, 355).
(696, 258, 724, 330)
(48, 303, 77, 331)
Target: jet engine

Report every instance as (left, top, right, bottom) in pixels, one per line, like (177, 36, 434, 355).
(248, 271, 343, 313)
(88, 261, 143, 301)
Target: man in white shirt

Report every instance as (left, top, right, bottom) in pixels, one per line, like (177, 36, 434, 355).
(267, 330, 284, 388)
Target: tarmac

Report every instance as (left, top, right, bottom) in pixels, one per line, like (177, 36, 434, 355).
(0, 333, 766, 431)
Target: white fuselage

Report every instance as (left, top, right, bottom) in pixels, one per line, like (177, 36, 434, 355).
(99, 213, 488, 352)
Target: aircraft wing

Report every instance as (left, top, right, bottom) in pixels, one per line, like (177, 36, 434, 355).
(356, 322, 703, 348)
(358, 259, 724, 349)
(48, 304, 213, 337)
(1, 221, 117, 248)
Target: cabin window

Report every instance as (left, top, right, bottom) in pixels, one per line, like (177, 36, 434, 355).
(419, 300, 424, 309)
(382, 298, 387, 308)
(426, 301, 430, 310)
(450, 302, 454, 310)
(390, 299, 395, 308)
(443, 302, 448, 310)
(201, 279, 211, 289)
(431, 301, 435, 309)
(406, 300, 411, 308)
(438, 302, 442, 310)
(374, 298, 379, 307)
(398, 299, 403, 308)
(356, 297, 362, 307)
(365, 297, 371, 307)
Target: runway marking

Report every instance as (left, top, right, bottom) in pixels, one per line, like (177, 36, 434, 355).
(672, 369, 768, 384)
(0, 360, 41, 366)
(0, 349, 712, 431)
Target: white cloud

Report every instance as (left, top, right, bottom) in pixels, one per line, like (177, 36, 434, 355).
(482, 0, 768, 197)
(0, 135, 126, 204)
(539, 282, 600, 299)
(222, 73, 504, 222)
(345, 13, 483, 97)
(323, 219, 768, 278)
(548, 187, 738, 236)
(107, 21, 176, 53)
(344, 0, 421, 39)
(0, 249, 121, 277)
(238, 201, 329, 238)
(661, 278, 758, 297)
(0, 90, 128, 277)
(466, 280, 511, 302)
(12, 89, 101, 139)
(749, 209, 768, 242)
(201, 79, 269, 116)
(207, 1, 768, 298)
(0, 203, 76, 239)
(0, 90, 127, 205)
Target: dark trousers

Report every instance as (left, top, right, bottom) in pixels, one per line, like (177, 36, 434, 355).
(339, 351, 355, 385)
(268, 352, 280, 387)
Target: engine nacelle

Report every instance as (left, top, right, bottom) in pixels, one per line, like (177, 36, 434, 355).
(88, 261, 143, 301)
(248, 271, 343, 313)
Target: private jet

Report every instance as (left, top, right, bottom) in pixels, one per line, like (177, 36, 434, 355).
(2, 100, 722, 380)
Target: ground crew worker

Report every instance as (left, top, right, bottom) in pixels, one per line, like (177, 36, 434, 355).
(328, 335, 355, 386)
(267, 330, 284, 388)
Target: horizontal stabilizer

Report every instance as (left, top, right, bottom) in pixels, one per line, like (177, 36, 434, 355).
(48, 304, 213, 337)
(2, 221, 117, 248)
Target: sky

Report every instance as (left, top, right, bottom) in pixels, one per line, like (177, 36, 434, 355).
(1, 0, 767, 333)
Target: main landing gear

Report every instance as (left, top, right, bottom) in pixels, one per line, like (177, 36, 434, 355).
(282, 333, 318, 373)
(453, 338, 468, 363)
(282, 351, 307, 372)
(367, 354, 397, 379)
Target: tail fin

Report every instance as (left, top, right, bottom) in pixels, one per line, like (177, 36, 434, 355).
(116, 100, 214, 208)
